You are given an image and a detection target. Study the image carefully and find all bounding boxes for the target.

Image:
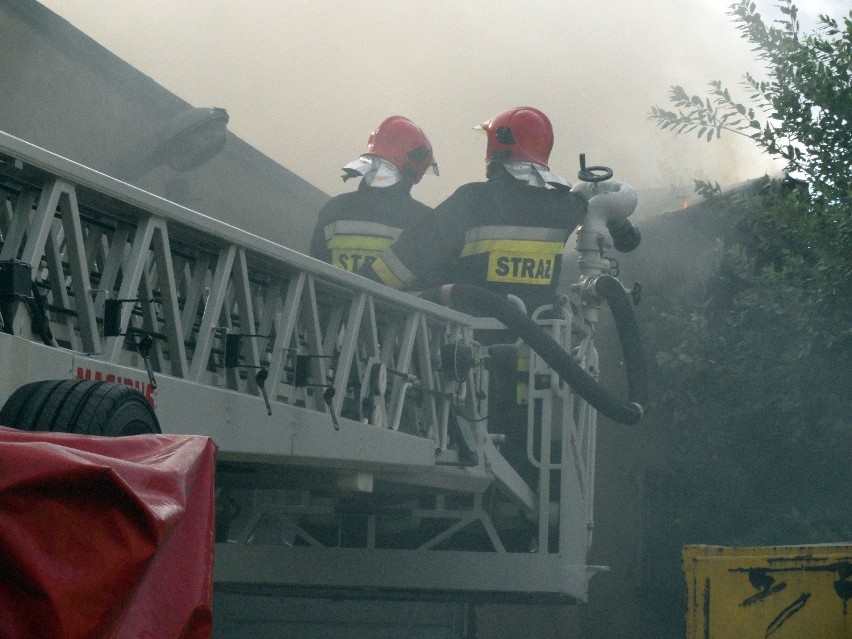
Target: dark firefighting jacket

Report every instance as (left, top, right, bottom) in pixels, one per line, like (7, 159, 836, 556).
(360, 169, 588, 312)
(310, 180, 434, 273)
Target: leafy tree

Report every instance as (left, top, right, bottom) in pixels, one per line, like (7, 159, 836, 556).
(650, 0, 851, 199)
(649, 1, 852, 334)
(638, 4, 852, 635)
(634, 188, 851, 637)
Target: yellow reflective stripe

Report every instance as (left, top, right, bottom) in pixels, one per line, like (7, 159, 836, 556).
(371, 257, 405, 289)
(327, 234, 395, 251)
(381, 249, 414, 285)
(465, 225, 566, 243)
(517, 356, 530, 372)
(460, 238, 564, 257)
(324, 221, 402, 240)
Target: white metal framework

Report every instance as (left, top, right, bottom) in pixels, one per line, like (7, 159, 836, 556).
(0, 130, 604, 603)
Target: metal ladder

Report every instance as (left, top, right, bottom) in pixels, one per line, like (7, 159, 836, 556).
(0, 129, 601, 604)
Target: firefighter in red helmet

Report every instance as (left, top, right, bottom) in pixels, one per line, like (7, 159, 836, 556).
(310, 116, 438, 272)
(357, 107, 588, 312)
(481, 105, 554, 166)
(358, 107, 640, 498)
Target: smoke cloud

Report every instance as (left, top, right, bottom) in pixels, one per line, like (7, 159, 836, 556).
(39, 0, 840, 211)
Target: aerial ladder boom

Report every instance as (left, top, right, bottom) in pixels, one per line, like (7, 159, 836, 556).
(0, 130, 644, 604)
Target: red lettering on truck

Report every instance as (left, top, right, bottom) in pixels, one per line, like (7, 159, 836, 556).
(75, 367, 156, 408)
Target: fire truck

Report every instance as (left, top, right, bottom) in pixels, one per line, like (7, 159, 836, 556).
(0, 129, 647, 637)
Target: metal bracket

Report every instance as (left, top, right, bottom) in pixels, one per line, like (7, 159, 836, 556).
(103, 297, 158, 387)
(222, 332, 272, 415)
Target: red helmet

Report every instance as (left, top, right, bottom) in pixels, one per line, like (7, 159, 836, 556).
(480, 107, 554, 167)
(365, 116, 436, 184)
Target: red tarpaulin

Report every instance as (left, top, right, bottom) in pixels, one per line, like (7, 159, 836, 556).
(0, 426, 217, 639)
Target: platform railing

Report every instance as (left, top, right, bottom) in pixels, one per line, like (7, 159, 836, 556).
(0, 129, 601, 603)
(0, 130, 484, 445)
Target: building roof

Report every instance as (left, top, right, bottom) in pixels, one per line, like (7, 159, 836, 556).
(0, 0, 328, 251)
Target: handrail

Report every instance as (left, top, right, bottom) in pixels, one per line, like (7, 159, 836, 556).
(0, 129, 481, 443)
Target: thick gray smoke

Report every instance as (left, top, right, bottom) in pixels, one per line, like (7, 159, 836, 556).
(36, 0, 810, 212)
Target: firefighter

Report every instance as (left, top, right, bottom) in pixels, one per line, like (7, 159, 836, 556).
(356, 106, 588, 312)
(357, 108, 594, 504)
(310, 115, 438, 273)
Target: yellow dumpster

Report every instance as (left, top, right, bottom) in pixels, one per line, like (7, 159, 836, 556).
(684, 544, 851, 639)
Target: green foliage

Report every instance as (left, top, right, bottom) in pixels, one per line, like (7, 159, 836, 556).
(637, 207, 852, 602)
(648, 82, 760, 143)
(641, 3, 852, 623)
(649, 2, 852, 335)
(695, 176, 852, 340)
(649, 1, 852, 199)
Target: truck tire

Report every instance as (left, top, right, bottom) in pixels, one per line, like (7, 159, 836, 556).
(0, 379, 46, 428)
(0, 380, 160, 436)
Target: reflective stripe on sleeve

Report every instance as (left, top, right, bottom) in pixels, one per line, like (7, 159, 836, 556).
(463, 226, 567, 244)
(324, 221, 403, 242)
(371, 249, 414, 289)
(460, 238, 564, 257)
(327, 235, 396, 251)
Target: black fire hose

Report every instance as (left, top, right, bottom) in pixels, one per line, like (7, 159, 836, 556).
(426, 281, 647, 425)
